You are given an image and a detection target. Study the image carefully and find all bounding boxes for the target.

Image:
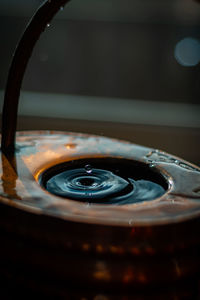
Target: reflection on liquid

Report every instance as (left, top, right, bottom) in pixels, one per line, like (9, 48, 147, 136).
(0, 131, 199, 299)
(45, 167, 165, 204)
(0, 131, 199, 225)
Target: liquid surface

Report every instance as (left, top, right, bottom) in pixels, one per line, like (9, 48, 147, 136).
(1, 131, 200, 225)
(45, 167, 165, 204)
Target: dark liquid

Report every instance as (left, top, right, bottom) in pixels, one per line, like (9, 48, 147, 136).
(45, 167, 165, 205)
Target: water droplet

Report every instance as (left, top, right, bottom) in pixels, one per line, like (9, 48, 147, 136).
(178, 162, 199, 172)
(129, 219, 134, 225)
(146, 158, 153, 163)
(145, 150, 159, 158)
(145, 151, 153, 158)
(149, 163, 155, 168)
(60, 6, 64, 11)
(145, 151, 180, 165)
(85, 164, 93, 174)
(46, 23, 50, 28)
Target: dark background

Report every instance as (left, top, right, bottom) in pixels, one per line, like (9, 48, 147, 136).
(0, 0, 200, 164)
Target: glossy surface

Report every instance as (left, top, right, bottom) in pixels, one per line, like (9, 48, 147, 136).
(1, 0, 199, 297)
(44, 166, 165, 204)
(0, 131, 200, 226)
(45, 167, 132, 202)
(0, 131, 199, 299)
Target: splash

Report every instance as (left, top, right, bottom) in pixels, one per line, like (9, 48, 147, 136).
(45, 167, 165, 205)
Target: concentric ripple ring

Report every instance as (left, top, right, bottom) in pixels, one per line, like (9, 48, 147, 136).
(45, 167, 165, 204)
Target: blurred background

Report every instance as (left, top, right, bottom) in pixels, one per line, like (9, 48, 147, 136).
(0, 0, 200, 164)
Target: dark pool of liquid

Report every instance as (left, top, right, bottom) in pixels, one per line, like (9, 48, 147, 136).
(45, 167, 165, 205)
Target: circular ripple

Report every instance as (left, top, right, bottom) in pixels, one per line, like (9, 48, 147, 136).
(45, 168, 165, 205)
